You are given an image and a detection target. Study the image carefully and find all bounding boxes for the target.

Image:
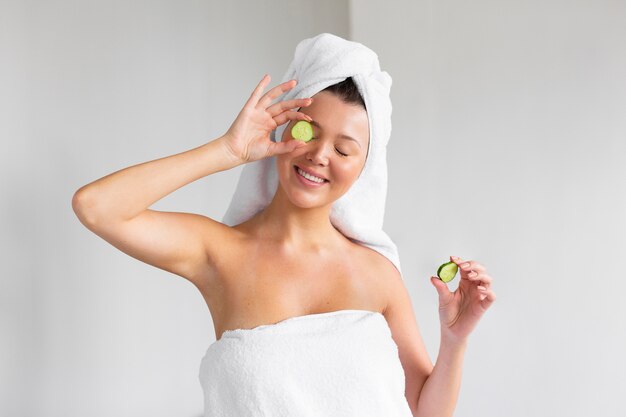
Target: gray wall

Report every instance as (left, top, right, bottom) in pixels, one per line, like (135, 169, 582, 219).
(352, 1, 625, 416)
(1, 1, 349, 416)
(1, 0, 624, 416)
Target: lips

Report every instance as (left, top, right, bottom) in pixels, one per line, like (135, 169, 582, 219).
(294, 165, 329, 182)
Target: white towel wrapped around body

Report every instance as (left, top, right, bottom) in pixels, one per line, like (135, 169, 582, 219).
(198, 309, 412, 417)
(207, 33, 410, 416)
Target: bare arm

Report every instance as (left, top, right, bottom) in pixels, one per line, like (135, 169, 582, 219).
(414, 337, 467, 417)
(72, 136, 241, 224)
(383, 259, 471, 417)
(71, 136, 243, 286)
(413, 255, 497, 417)
(71, 74, 313, 287)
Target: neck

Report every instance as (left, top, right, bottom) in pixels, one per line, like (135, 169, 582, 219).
(253, 185, 344, 253)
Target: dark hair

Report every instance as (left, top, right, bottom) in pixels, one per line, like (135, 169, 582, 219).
(321, 77, 366, 110)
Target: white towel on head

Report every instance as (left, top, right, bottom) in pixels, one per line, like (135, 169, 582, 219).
(222, 32, 401, 276)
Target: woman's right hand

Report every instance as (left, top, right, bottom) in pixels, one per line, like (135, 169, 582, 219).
(222, 74, 314, 164)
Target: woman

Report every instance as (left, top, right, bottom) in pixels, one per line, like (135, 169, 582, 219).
(73, 35, 496, 417)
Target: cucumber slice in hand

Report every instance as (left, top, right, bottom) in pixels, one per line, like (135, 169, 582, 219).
(291, 120, 314, 142)
(437, 261, 459, 283)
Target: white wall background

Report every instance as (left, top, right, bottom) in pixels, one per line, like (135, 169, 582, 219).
(1, 0, 623, 416)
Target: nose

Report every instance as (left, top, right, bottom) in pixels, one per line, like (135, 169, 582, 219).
(305, 139, 331, 166)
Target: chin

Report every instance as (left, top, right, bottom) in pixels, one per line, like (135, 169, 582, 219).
(275, 173, 331, 210)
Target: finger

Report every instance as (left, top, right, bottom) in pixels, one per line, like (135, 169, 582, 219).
(451, 258, 486, 277)
(246, 74, 272, 108)
(267, 98, 314, 118)
(268, 138, 306, 156)
(479, 288, 496, 309)
(467, 272, 493, 288)
(451, 255, 470, 270)
(461, 261, 486, 274)
(258, 79, 299, 109)
(273, 108, 312, 127)
(451, 255, 483, 269)
(430, 276, 454, 304)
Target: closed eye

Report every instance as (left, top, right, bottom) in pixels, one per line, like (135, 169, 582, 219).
(308, 137, 349, 157)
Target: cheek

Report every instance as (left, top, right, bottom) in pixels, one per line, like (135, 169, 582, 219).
(332, 160, 363, 183)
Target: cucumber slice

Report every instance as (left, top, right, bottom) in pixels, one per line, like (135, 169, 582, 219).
(291, 120, 314, 142)
(437, 261, 458, 283)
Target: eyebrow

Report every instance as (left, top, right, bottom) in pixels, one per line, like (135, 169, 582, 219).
(309, 120, 362, 148)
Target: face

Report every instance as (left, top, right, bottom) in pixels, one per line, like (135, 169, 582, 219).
(276, 90, 370, 208)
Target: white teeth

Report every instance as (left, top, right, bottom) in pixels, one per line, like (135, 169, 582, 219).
(297, 167, 325, 183)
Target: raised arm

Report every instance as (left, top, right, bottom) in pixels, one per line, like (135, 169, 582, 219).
(413, 256, 497, 417)
(71, 73, 315, 288)
(71, 137, 243, 287)
(385, 254, 497, 417)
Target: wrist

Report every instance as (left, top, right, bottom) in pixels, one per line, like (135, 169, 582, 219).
(440, 331, 469, 349)
(214, 135, 245, 167)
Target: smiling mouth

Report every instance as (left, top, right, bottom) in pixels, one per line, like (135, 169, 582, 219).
(294, 165, 329, 183)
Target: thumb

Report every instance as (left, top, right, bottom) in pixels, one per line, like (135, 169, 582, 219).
(430, 276, 450, 298)
(272, 140, 305, 156)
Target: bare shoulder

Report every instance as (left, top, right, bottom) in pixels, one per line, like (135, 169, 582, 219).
(352, 245, 409, 318)
(354, 244, 401, 309)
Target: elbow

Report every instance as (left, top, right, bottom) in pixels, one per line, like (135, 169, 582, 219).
(72, 187, 101, 228)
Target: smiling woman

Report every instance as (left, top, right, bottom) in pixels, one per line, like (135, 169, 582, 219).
(71, 32, 495, 417)
(273, 85, 371, 208)
(213, 33, 428, 417)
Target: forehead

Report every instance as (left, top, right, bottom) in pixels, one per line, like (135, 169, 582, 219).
(303, 91, 369, 147)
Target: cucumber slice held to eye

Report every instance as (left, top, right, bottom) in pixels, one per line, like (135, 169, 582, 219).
(291, 120, 314, 142)
(437, 261, 459, 283)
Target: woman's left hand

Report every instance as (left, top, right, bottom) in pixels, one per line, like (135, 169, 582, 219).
(430, 256, 497, 344)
